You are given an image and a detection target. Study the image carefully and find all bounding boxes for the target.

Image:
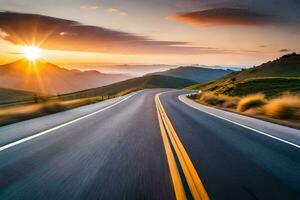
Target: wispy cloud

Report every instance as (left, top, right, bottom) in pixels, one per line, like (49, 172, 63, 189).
(80, 4, 128, 16)
(0, 12, 234, 55)
(105, 8, 128, 16)
(80, 4, 101, 10)
(168, 8, 277, 26)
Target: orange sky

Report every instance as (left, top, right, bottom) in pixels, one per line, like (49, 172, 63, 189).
(0, 0, 299, 70)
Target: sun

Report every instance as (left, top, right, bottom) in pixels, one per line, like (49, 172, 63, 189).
(22, 46, 41, 61)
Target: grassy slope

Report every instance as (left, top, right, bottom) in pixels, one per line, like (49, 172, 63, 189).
(0, 88, 37, 104)
(187, 54, 300, 98)
(227, 78, 300, 97)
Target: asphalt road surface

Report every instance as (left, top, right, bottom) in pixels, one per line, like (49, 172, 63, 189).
(0, 89, 299, 200)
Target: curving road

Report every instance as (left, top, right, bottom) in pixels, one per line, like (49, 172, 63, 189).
(0, 89, 299, 200)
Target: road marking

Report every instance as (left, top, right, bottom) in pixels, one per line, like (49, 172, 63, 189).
(156, 93, 210, 200)
(179, 95, 300, 149)
(156, 98, 187, 200)
(0, 92, 139, 152)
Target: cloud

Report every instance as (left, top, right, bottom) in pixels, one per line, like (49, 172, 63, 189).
(279, 49, 290, 52)
(106, 8, 118, 13)
(0, 28, 9, 38)
(0, 11, 232, 55)
(80, 4, 101, 10)
(117, 12, 128, 16)
(168, 8, 277, 26)
(105, 8, 128, 16)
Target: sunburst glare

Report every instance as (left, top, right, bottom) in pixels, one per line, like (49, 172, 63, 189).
(22, 46, 41, 61)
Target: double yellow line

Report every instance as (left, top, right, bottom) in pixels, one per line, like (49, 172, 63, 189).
(155, 93, 210, 200)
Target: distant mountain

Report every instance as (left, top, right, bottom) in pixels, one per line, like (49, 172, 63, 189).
(191, 65, 242, 71)
(0, 59, 131, 94)
(62, 75, 197, 99)
(148, 66, 232, 83)
(187, 53, 300, 97)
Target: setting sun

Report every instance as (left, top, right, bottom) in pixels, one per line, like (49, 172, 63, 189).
(22, 46, 41, 61)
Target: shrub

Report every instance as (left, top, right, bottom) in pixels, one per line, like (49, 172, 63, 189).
(222, 97, 240, 108)
(237, 93, 267, 112)
(244, 107, 265, 115)
(197, 92, 239, 108)
(197, 92, 226, 106)
(264, 95, 300, 119)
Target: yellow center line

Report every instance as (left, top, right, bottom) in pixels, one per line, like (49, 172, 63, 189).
(155, 93, 210, 200)
(156, 96, 187, 200)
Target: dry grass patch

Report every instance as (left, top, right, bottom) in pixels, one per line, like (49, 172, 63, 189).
(196, 92, 239, 108)
(237, 93, 267, 112)
(193, 90, 300, 125)
(264, 95, 300, 119)
(0, 96, 109, 126)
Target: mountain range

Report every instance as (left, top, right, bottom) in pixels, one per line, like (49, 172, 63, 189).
(148, 66, 232, 83)
(0, 59, 131, 94)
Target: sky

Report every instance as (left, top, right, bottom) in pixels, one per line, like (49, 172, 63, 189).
(0, 0, 299, 73)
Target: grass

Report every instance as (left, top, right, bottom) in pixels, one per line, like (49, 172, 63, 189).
(196, 92, 239, 108)
(237, 93, 267, 112)
(226, 78, 300, 98)
(264, 95, 300, 119)
(187, 77, 300, 98)
(0, 88, 38, 105)
(192, 91, 300, 125)
(0, 96, 114, 127)
(186, 54, 300, 98)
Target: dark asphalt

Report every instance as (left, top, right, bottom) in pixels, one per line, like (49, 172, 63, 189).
(0, 89, 299, 200)
(0, 90, 174, 200)
(160, 91, 300, 200)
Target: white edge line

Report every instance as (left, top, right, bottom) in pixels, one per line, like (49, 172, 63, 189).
(0, 92, 139, 152)
(178, 94, 300, 149)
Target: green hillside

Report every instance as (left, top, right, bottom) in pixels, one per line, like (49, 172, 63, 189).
(62, 75, 197, 100)
(187, 53, 300, 98)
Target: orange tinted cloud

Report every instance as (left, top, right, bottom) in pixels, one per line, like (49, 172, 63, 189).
(169, 8, 275, 26)
(0, 12, 233, 55)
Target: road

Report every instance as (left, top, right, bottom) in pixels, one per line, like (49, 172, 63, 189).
(0, 89, 299, 200)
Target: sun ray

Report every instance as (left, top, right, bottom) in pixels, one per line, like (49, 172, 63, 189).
(22, 46, 41, 61)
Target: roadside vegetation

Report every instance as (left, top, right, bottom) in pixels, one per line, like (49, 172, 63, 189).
(187, 53, 300, 98)
(188, 53, 300, 127)
(0, 95, 116, 127)
(237, 93, 267, 112)
(192, 91, 300, 126)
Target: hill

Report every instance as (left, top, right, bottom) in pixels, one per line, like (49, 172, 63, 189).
(187, 53, 300, 98)
(61, 75, 197, 100)
(0, 88, 37, 104)
(0, 59, 131, 94)
(148, 66, 232, 83)
(0, 75, 195, 126)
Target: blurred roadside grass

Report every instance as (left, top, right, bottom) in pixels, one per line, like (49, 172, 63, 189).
(0, 96, 113, 126)
(193, 91, 300, 125)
